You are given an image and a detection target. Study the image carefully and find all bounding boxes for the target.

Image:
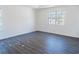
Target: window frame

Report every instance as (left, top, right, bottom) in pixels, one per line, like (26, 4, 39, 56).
(48, 8, 65, 25)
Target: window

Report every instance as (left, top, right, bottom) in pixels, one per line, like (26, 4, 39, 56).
(0, 8, 3, 31)
(48, 8, 65, 25)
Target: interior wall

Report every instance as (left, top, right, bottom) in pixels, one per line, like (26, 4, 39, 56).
(35, 6, 79, 38)
(0, 5, 79, 39)
(0, 5, 35, 39)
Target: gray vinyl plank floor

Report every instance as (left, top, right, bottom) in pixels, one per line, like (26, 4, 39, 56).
(0, 31, 79, 54)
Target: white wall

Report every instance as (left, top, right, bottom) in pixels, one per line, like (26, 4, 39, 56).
(0, 5, 79, 39)
(35, 6, 79, 38)
(0, 5, 35, 39)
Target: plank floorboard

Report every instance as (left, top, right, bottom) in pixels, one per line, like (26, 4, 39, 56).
(0, 31, 79, 54)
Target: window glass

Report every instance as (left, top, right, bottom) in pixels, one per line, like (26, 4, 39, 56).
(48, 8, 65, 25)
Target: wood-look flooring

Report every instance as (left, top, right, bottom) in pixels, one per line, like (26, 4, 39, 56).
(0, 31, 79, 54)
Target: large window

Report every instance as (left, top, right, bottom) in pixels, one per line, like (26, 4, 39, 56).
(48, 8, 65, 25)
(0, 8, 3, 31)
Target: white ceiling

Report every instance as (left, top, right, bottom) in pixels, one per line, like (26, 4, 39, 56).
(38, 5, 55, 8)
(27, 5, 55, 8)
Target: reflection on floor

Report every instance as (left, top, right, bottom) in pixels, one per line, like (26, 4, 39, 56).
(0, 31, 79, 54)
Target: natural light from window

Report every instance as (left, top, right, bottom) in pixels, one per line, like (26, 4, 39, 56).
(48, 8, 65, 25)
(0, 8, 3, 31)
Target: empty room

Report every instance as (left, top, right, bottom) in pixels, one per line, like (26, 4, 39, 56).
(0, 5, 79, 54)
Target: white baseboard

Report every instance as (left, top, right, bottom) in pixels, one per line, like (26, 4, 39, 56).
(0, 30, 79, 40)
(36, 30, 79, 38)
(0, 31, 35, 40)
